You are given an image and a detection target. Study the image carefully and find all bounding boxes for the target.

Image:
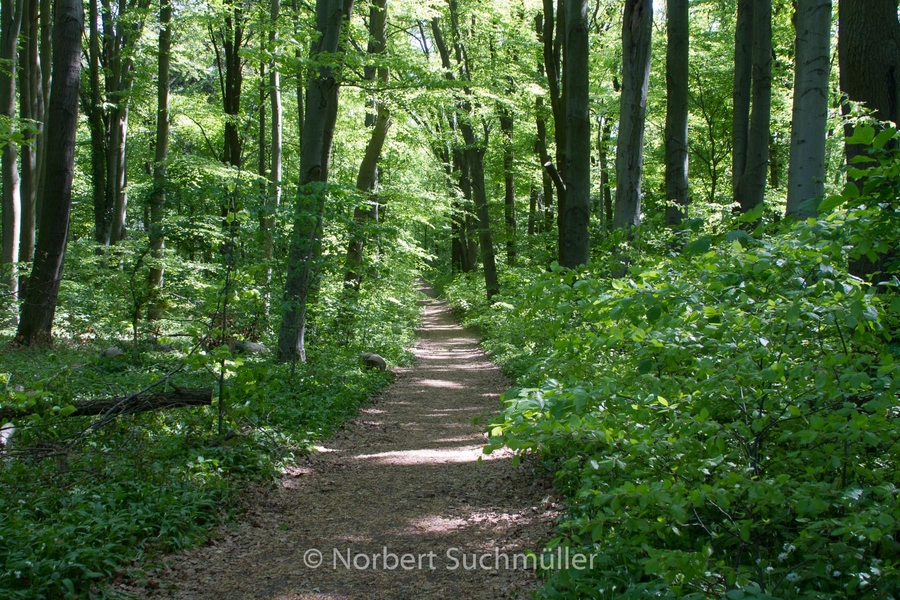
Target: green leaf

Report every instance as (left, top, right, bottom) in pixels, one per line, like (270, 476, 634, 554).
(847, 124, 876, 145)
(738, 203, 764, 223)
(873, 127, 897, 149)
(818, 194, 845, 212)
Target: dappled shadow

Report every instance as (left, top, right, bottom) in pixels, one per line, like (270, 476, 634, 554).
(139, 285, 557, 600)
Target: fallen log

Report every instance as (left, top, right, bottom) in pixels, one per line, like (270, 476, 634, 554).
(0, 388, 213, 421)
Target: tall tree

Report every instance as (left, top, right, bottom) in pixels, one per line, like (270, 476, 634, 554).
(613, 0, 653, 230)
(786, 0, 831, 219)
(85, 0, 151, 244)
(211, 0, 246, 168)
(343, 0, 390, 292)
(277, 0, 355, 362)
(732, 0, 753, 200)
(665, 0, 689, 226)
(561, 0, 590, 267)
(19, 0, 43, 274)
(262, 0, 283, 305)
(0, 0, 24, 300)
(539, 0, 567, 261)
(147, 0, 172, 320)
(16, 0, 83, 345)
(734, 0, 772, 214)
(500, 107, 516, 267)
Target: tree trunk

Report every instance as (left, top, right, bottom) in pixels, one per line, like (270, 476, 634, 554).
(15, 0, 82, 345)
(342, 0, 389, 292)
(19, 0, 41, 273)
(220, 0, 244, 168)
(262, 0, 283, 309)
(539, 2, 567, 261)
(665, 0, 689, 226)
(0, 0, 24, 302)
(147, 0, 172, 321)
(87, 0, 109, 244)
(598, 115, 613, 231)
(561, 0, 590, 267)
(732, 0, 753, 198)
(460, 123, 499, 298)
(0, 387, 212, 420)
(277, 0, 355, 362)
(500, 109, 516, 266)
(735, 0, 772, 214)
(614, 0, 653, 230)
(839, 0, 900, 280)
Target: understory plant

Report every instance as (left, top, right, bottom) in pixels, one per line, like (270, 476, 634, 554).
(458, 128, 900, 599)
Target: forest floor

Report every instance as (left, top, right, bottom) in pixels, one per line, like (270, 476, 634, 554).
(128, 284, 559, 599)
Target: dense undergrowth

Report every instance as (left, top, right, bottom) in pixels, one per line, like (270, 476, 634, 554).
(442, 129, 900, 599)
(0, 211, 424, 598)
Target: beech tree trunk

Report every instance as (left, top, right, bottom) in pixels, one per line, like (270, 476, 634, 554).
(0, 0, 24, 301)
(147, 0, 172, 320)
(786, 0, 831, 219)
(540, 1, 566, 261)
(614, 0, 653, 230)
(16, 0, 82, 345)
(665, 0, 690, 226)
(734, 0, 772, 214)
(562, 0, 590, 267)
(277, 0, 355, 362)
(87, 0, 109, 243)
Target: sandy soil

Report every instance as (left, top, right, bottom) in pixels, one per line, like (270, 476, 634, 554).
(130, 285, 558, 599)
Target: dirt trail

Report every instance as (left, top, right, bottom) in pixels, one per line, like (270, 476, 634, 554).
(137, 285, 557, 599)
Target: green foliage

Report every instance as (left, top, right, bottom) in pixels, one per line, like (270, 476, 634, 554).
(451, 202, 900, 597)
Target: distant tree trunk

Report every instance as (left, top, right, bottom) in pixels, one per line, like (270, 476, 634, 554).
(734, 0, 772, 214)
(460, 122, 499, 298)
(0, 0, 24, 302)
(535, 94, 555, 238)
(34, 0, 49, 222)
(527, 183, 537, 236)
(19, 0, 42, 272)
(665, 0, 689, 226)
(500, 108, 516, 266)
(277, 0, 355, 362)
(786, 0, 830, 220)
(614, 0, 653, 230)
(262, 0, 283, 308)
(598, 115, 613, 231)
(343, 0, 389, 292)
(562, 0, 590, 267)
(219, 0, 244, 168)
(147, 0, 172, 321)
(16, 0, 82, 345)
(540, 2, 567, 261)
(87, 0, 109, 243)
(732, 0, 753, 199)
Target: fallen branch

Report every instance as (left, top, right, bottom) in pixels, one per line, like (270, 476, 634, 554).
(0, 388, 213, 421)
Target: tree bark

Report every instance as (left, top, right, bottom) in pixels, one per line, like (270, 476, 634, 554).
(0, 0, 24, 301)
(614, 0, 653, 230)
(16, 0, 82, 345)
(0, 387, 212, 420)
(735, 0, 772, 214)
(277, 0, 355, 362)
(732, 0, 753, 198)
(147, 0, 172, 321)
(562, 0, 590, 267)
(18, 0, 41, 272)
(786, 0, 831, 219)
(665, 0, 690, 226)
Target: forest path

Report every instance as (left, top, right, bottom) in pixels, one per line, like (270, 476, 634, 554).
(138, 284, 557, 599)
